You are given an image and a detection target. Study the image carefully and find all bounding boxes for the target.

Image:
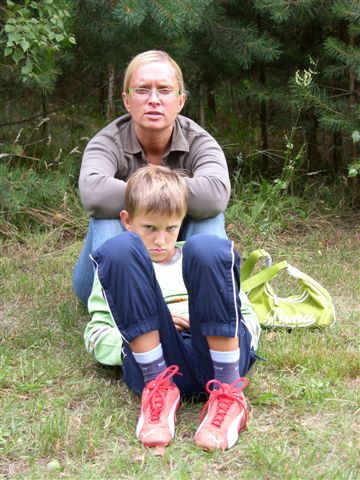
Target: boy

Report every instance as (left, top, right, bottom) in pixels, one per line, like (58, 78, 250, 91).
(84, 166, 261, 451)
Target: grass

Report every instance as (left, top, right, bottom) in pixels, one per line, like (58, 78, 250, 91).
(1, 218, 359, 479)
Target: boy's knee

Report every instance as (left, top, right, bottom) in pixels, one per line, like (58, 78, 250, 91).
(94, 232, 147, 270)
(184, 234, 231, 266)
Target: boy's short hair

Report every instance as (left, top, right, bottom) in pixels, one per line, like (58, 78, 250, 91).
(125, 165, 189, 218)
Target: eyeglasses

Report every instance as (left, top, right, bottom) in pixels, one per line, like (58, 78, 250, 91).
(127, 87, 181, 99)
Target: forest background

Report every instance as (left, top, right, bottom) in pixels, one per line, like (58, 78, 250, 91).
(1, 0, 360, 241)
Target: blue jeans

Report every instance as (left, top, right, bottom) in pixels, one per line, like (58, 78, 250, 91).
(72, 214, 227, 305)
(92, 232, 256, 397)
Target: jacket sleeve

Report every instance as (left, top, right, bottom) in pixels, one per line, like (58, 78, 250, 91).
(183, 130, 231, 219)
(79, 130, 128, 218)
(84, 272, 123, 366)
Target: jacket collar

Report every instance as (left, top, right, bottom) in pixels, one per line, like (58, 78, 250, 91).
(124, 116, 190, 155)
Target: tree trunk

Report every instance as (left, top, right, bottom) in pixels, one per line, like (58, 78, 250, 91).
(259, 67, 268, 172)
(41, 91, 48, 136)
(348, 32, 360, 206)
(332, 130, 343, 174)
(207, 82, 216, 116)
(305, 115, 322, 172)
(98, 72, 106, 116)
(199, 82, 206, 127)
(229, 80, 234, 114)
(107, 64, 116, 122)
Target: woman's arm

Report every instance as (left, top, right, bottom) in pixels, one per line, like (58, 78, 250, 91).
(180, 117, 231, 218)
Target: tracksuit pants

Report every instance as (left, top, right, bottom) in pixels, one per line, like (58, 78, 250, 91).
(92, 232, 256, 398)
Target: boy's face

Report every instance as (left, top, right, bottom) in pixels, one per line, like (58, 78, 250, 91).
(120, 209, 183, 263)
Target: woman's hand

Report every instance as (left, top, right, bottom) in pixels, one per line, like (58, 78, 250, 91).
(172, 314, 190, 332)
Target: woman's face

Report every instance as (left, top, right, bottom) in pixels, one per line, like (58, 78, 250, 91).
(122, 61, 186, 137)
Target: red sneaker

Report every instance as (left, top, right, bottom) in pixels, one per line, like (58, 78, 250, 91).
(136, 365, 181, 447)
(195, 377, 248, 451)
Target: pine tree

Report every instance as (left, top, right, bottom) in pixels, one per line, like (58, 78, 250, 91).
(287, 0, 360, 200)
(325, 1, 360, 201)
(229, 0, 360, 182)
(72, 0, 216, 116)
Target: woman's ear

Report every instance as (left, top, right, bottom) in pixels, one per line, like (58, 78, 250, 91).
(120, 210, 132, 231)
(177, 92, 187, 113)
(122, 92, 131, 112)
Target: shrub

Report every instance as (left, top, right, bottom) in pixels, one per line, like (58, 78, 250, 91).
(0, 164, 86, 239)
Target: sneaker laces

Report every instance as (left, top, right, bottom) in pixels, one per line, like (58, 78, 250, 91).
(142, 365, 181, 423)
(199, 377, 249, 428)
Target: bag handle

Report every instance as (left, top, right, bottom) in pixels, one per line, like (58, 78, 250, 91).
(287, 265, 334, 304)
(241, 260, 288, 292)
(240, 249, 272, 282)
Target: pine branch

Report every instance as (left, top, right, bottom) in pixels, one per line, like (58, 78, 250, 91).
(114, 0, 147, 28)
(331, 0, 360, 22)
(324, 37, 360, 79)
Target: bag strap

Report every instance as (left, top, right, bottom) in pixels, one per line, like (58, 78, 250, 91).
(240, 249, 272, 282)
(241, 260, 288, 292)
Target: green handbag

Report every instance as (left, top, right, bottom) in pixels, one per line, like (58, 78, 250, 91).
(240, 249, 336, 328)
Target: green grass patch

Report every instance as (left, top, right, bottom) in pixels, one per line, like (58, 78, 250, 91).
(1, 219, 359, 479)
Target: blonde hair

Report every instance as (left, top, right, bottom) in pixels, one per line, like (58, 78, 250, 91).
(123, 50, 185, 93)
(125, 165, 188, 219)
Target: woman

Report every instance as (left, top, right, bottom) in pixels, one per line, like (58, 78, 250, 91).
(73, 50, 231, 304)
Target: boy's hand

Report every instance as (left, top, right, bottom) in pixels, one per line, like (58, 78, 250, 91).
(172, 314, 190, 332)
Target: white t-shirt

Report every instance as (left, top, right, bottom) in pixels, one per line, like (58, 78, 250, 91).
(153, 247, 189, 318)
(152, 245, 261, 350)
